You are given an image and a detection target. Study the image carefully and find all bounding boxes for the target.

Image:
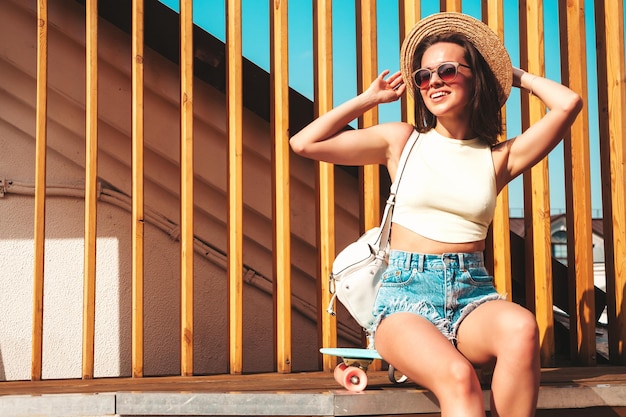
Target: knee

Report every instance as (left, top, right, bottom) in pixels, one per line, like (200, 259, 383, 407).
(504, 310, 540, 357)
(444, 359, 482, 396)
(514, 312, 539, 345)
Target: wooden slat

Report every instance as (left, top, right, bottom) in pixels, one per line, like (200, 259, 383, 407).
(595, 0, 626, 365)
(489, 190, 513, 295)
(525, 83, 555, 365)
(355, 0, 380, 368)
(559, 0, 595, 366)
(483, 0, 513, 296)
(226, 0, 244, 375)
(440, 0, 462, 12)
(313, 0, 337, 372)
(131, 0, 145, 378)
(179, 0, 194, 377)
(31, 0, 48, 382)
(399, 1, 419, 126)
(355, 0, 379, 231)
(82, 0, 99, 380)
(270, 0, 292, 374)
(520, 0, 555, 366)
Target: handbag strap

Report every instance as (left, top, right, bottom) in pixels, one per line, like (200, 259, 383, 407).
(376, 130, 419, 254)
(391, 129, 420, 195)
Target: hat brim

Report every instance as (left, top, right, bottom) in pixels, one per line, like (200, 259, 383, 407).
(400, 12, 512, 106)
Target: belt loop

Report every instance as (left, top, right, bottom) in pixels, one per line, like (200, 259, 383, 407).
(458, 253, 465, 271)
(404, 253, 411, 270)
(418, 254, 424, 272)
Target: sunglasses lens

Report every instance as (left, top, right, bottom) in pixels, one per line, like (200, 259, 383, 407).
(414, 63, 465, 89)
(414, 69, 431, 89)
(438, 63, 458, 82)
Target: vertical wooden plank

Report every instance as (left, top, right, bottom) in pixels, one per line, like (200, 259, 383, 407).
(398, 0, 419, 125)
(82, 0, 98, 380)
(131, 0, 145, 378)
(355, 0, 379, 231)
(489, 189, 513, 295)
(313, 0, 337, 372)
(270, 0, 292, 374)
(519, 2, 535, 314)
(179, 0, 194, 377)
(31, 0, 48, 382)
(520, 0, 555, 366)
(558, 0, 595, 365)
(595, 0, 626, 365)
(440, 0, 462, 12)
(226, 0, 244, 375)
(355, 0, 380, 369)
(483, 0, 513, 296)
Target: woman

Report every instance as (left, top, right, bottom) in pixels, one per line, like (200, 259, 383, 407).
(290, 12, 582, 417)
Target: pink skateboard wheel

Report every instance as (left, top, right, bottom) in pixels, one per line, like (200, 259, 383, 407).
(339, 365, 367, 392)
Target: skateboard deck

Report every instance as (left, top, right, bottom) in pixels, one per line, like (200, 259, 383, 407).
(320, 347, 410, 392)
(320, 347, 382, 360)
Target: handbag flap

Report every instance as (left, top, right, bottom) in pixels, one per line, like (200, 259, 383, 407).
(331, 240, 376, 276)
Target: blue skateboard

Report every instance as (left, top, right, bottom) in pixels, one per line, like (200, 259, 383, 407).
(320, 347, 406, 391)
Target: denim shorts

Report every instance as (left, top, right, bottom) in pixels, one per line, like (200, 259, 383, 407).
(372, 250, 504, 344)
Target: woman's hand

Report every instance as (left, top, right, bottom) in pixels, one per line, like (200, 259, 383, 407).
(365, 70, 406, 104)
(512, 66, 524, 89)
(512, 67, 536, 94)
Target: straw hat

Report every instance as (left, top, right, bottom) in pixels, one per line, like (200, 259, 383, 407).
(400, 12, 512, 106)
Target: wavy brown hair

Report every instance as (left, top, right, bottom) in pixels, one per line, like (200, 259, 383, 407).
(411, 33, 503, 145)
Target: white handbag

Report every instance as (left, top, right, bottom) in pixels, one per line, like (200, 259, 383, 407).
(327, 131, 419, 331)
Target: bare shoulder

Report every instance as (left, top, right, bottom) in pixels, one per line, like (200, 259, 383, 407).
(375, 121, 415, 148)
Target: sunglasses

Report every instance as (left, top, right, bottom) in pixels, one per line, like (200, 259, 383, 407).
(412, 61, 471, 89)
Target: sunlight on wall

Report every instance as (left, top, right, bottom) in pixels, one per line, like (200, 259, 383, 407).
(0, 237, 125, 380)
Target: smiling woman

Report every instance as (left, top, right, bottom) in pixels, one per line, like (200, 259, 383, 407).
(289, 11, 582, 417)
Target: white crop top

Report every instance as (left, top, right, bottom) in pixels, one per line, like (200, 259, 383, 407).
(392, 129, 497, 243)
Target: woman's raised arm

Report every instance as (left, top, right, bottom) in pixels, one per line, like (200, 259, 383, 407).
(493, 67, 583, 189)
(289, 70, 407, 166)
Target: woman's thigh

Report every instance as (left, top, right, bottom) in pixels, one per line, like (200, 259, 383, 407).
(456, 300, 539, 366)
(375, 312, 475, 390)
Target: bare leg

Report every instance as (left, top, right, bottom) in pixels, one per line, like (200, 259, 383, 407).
(456, 300, 540, 417)
(375, 313, 486, 417)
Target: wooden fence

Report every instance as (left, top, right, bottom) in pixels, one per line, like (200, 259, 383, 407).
(24, 0, 626, 382)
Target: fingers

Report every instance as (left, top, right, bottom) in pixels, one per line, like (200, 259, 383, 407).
(379, 69, 402, 82)
(379, 69, 391, 79)
(370, 70, 405, 100)
(384, 70, 405, 91)
(512, 67, 528, 89)
(393, 83, 407, 94)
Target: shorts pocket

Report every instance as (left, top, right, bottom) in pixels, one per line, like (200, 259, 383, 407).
(381, 266, 413, 285)
(464, 267, 494, 286)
